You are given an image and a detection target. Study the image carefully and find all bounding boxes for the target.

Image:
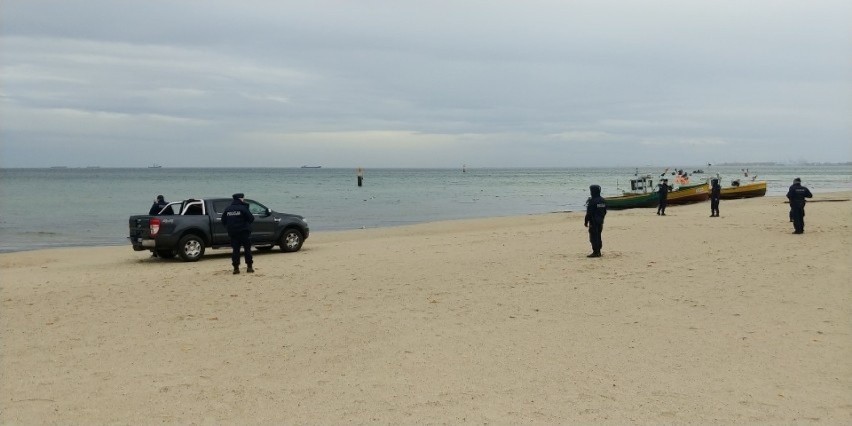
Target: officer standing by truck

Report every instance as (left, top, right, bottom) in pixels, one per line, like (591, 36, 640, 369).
(786, 177, 813, 234)
(149, 195, 170, 215)
(584, 184, 607, 258)
(222, 193, 255, 274)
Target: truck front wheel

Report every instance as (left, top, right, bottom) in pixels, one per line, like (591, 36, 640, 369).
(278, 229, 304, 253)
(177, 235, 205, 262)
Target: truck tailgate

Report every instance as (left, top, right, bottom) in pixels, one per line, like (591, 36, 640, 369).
(128, 215, 152, 239)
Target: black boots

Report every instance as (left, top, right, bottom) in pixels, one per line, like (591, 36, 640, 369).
(233, 265, 254, 274)
(587, 251, 601, 258)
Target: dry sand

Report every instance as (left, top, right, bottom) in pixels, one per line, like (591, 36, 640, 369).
(2, 192, 850, 424)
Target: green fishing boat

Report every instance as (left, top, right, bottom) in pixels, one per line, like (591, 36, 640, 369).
(605, 191, 660, 209)
(604, 174, 660, 210)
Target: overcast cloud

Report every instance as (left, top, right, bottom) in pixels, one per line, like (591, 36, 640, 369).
(1, 0, 850, 168)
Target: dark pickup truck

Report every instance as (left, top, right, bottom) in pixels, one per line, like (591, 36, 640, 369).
(128, 197, 309, 261)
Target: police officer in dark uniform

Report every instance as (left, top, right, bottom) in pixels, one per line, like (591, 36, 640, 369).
(222, 193, 255, 274)
(149, 195, 170, 215)
(584, 184, 607, 258)
(786, 177, 812, 234)
(709, 179, 721, 217)
(656, 179, 671, 216)
(148, 195, 172, 258)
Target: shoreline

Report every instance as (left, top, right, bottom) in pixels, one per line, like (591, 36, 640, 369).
(2, 191, 849, 255)
(2, 167, 850, 254)
(2, 191, 850, 423)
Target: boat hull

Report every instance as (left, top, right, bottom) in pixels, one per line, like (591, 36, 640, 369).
(666, 183, 710, 205)
(720, 181, 767, 199)
(605, 192, 659, 210)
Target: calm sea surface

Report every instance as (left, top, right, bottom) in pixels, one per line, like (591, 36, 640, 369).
(1, 165, 849, 253)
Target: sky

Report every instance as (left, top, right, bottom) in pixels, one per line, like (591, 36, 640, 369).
(1, 0, 850, 168)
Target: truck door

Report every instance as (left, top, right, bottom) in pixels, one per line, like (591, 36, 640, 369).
(210, 200, 231, 244)
(245, 199, 276, 243)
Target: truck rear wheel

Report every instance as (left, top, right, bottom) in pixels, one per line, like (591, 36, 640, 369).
(278, 229, 304, 252)
(177, 235, 205, 262)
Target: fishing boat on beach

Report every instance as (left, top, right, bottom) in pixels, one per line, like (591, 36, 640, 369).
(604, 175, 660, 210)
(720, 179, 767, 199)
(666, 182, 710, 205)
(656, 169, 710, 205)
(605, 172, 709, 209)
(606, 191, 660, 209)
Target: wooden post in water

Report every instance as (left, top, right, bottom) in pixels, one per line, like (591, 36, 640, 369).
(356, 167, 364, 187)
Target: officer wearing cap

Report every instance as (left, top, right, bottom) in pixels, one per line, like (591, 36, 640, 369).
(584, 184, 607, 258)
(786, 178, 813, 234)
(149, 195, 171, 215)
(221, 193, 255, 273)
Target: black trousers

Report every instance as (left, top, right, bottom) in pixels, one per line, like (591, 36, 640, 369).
(657, 199, 667, 214)
(710, 198, 719, 215)
(791, 205, 805, 232)
(229, 230, 253, 267)
(588, 223, 603, 253)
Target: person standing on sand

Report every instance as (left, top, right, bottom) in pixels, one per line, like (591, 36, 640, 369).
(786, 177, 813, 234)
(222, 193, 255, 274)
(584, 184, 607, 258)
(710, 179, 721, 217)
(656, 179, 671, 216)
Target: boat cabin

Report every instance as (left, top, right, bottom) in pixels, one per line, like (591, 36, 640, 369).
(629, 175, 655, 193)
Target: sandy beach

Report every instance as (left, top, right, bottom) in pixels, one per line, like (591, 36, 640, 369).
(2, 192, 850, 424)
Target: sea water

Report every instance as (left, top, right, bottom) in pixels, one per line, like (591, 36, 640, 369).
(0, 165, 849, 252)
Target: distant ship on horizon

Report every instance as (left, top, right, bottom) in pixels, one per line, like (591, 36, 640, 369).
(300, 165, 322, 169)
(148, 163, 162, 169)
